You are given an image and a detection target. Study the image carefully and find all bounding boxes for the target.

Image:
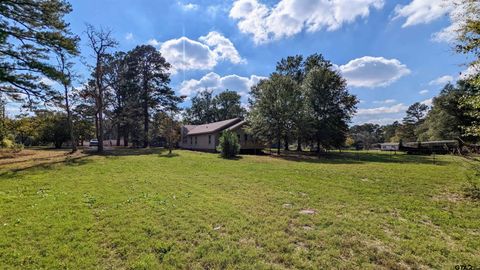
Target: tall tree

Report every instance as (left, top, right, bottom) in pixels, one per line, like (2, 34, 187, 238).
(213, 90, 246, 121)
(56, 50, 77, 152)
(183, 90, 216, 125)
(303, 65, 357, 153)
(248, 74, 299, 155)
(275, 53, 332, 151)
(85, 25, 117, 152)
(0, 0, 78, 105)
(125, 45, 178, 148)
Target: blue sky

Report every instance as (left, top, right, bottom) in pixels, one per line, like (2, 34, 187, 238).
(17, 0, 470, 124)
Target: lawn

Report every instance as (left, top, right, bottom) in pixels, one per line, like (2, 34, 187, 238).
(0, 149, 479, 269)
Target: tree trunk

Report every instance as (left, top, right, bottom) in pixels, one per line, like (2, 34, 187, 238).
(63, 83, 77, 153)
(284, 136, 289, 151)
(123, 126, 129, 147)
(277, 136, 281, 155)
(317, 140, 321, 154)
(95, 61, 104, 153)
(116, 123, 121, 146)
(296, 136, 302, 152)
(143, 79, 149, 148)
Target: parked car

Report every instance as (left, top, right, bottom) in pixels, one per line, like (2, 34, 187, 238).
(89, 139, 99, 147)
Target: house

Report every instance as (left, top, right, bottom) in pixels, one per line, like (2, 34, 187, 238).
(179, 118, 264, 153)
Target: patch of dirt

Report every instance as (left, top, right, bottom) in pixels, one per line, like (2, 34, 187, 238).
(299, 209, 316, 215)
(0, 149, 88, 172)
(432, 192, 464, 203)
(282, 203, 293, 208)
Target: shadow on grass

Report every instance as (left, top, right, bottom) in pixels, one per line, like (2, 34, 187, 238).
(85, 147, 168, 157)
(269, 150, 449, 165)
(0, 155, 93, 179)
(158, 152, 180, 158)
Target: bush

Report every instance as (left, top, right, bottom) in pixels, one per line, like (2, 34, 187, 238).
(1, 138, 13, 148)
(217, 130, 240, 158)
(11, 143, 24, 153)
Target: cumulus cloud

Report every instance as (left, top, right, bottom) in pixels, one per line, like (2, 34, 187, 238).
(199, 32, 245, 64)
(147, 39, 162, 47)
(179, 72, 266, 98)
(354, 103, 408, 124)
(357, 103, 409, 116)
(160, 32, 245, 73)
(393, 0, 452, 28)
(394, 0, 477, 44)
(428, 75, 453, 86)
(229, 0, 384, 44)
(339, 56, 411, 88)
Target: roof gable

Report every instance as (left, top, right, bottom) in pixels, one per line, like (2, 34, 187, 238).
(185, 118, 242, 135)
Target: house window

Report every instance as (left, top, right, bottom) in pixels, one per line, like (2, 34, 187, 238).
(190, 137, 192, 145)
(208, 135, 211, 144)
(244, 134, 248, 142)
(195, 136, 197, 145)
(237, 134, 240, 141)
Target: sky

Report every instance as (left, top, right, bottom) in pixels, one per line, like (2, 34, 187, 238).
(12, 0, 472, 125)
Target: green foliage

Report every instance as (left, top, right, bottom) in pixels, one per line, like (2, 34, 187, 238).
(0, 149, 478, 268)
(1, 138, 13, 148)
(248, 74, 300, 154)
(184, 89, 246, 124)
(303, 65, 357, 150)
(349, 123, 384, 149)
(217, 130, 240, 158)
(0, 0, 78, 105)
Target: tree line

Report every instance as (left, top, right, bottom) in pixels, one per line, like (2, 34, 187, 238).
(1, 0, 479, 154)
(349, 79, 480, 149)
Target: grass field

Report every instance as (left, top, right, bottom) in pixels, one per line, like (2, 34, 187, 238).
(0, 149, 479, 269)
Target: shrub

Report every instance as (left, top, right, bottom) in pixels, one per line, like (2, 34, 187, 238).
(217, 130, 240, 158)
(1, 138, 13, 149)
(11, 143, 24, 153)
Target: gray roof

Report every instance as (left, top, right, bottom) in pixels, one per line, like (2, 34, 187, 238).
(185, 118, 242, 136)
(226, 120, 246, 131)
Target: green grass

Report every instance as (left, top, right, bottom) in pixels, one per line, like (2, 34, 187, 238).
(0, 149, 479, 269)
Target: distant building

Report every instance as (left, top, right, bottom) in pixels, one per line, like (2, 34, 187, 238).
(179, 118, 264, 153)
(380, 143, 399, 151)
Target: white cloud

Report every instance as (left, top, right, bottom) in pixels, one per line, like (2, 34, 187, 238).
(354, 116, 402, 125)
(419, 89, 429, 95)
(125, 32, 134, 41)
(178, 2, 199, 11)
(199, 31, 246, 64)
(147, 39, 162, 47)
(393, 0, 453, 28)
(357, 103, 408, 116)
(179, 72, 266, 98)
(373, 99, 396, 104)
(428, 75, 453, 86)
(160, 32, 244, 73)
(339, 56, 411, 88)
(421, 98, 433, 107)
(39, 77, 57, 86)
(229, 0, 384, 44)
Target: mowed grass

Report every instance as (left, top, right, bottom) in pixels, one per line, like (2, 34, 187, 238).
(0, 149, 479, 269)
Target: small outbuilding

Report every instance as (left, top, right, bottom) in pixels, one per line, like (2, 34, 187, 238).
(380, 143, 400, 151)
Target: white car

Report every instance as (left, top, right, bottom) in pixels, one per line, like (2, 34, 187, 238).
(89, 139, 99, 147)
